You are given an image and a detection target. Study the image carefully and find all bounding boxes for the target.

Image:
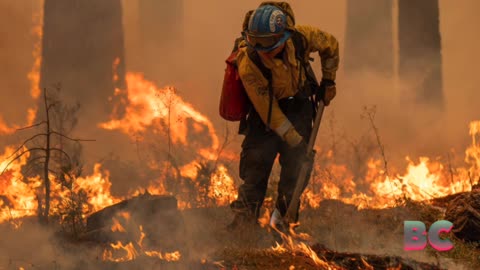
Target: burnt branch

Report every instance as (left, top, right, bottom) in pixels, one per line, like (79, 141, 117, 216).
(1, 148, 46, 175)
(362, 106, 389, 177)
(24, 155, 47, 167)
(4, 133, 48, 161)
(16, 121, 47, 131)
(50, 147, 73, 164)
(50, 131, 95, 142)
(212, 122, 232, 171)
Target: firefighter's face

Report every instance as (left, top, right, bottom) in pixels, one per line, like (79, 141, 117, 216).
(258, 43, 286, 59)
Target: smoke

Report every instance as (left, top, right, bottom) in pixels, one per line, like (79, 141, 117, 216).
(0, 222, 100, 269)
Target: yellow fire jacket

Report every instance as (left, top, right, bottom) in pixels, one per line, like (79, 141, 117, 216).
(236, 25, 339, 139)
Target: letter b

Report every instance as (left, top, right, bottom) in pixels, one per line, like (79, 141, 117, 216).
(404, 221, 427, 251)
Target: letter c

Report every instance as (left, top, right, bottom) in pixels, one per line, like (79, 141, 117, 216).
(428, 220, 454, 251)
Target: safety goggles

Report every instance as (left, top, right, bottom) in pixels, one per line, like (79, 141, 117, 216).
(243, 32, 286, 51)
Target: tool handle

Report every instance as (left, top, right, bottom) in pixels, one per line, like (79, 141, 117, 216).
(284, 100, 325, 224)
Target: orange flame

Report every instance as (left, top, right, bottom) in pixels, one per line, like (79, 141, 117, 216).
(103, 241, 139, 262)
(271, 227, 334, 269)
(0, 5, 42, 135)
(0, 145, 122, 224)
(100, 72, 219, 155)
(100, 72, 237, 208)
(111, 218, 126, 233)
(207, 164, 237, 206)
(300, 120, 480, 210)
(27, 4, 43, 100)
(466, 121, 480, 180)
(74, 163, 120, 212)
(0, 147, 40, 223)
(103, 223, 181, 263)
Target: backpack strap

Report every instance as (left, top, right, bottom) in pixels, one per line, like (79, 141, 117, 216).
(291, 31, 321, 119)
(291, 31, 307, 64)
(291, 31, 319, 87)
(247, 47, 274, 131)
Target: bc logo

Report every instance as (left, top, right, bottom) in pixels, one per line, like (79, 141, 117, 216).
(404, 220, 454, 251)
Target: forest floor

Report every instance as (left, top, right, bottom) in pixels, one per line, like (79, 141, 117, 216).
(1, 200, 478, 270)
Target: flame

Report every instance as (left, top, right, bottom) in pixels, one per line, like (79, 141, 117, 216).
(100, 73, 237, 208)
(0, 147, 40, 223)
(207, 164, 237, 206)
(258, 207, 272, 229)
(111, 218, 126, 233)
(271, 226, 336, 269)
(103, 241, 139, 262)
(300, 120, 480, 209)
(103, 222, 181, 263)
(74, 163, 120, 212)
(100, 72, 219, 155)
(0, 117, 16, 135)
(27, 4, 43, 100)
(466, 121, 480, 180)
(144, 250, 181, 262)
(110, 211, 130, 233)
(0, 5, 42, 135)
(112, 57, 121, 83)
(180, 162, 199, 179)
(0, 145, 121, 224)
(0, 5, 47, 224)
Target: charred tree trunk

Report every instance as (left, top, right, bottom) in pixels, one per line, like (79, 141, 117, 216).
(138, 0, 184, 85)
(344, 0, 394, 77)
(398, 0, 443, 106)
(43, 90, 51, 222)
(40, 0, 126, 121)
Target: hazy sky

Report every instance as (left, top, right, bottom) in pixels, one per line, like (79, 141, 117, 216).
(1, 0, 479, 159)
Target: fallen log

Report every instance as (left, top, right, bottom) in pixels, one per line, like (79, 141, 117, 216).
(216, 244, 446, 270)
(445, 190, 480, 242)
(82, 193, 186, 253)
(431, 192, 469, 209)
(431, 184, 480, 209)
(86, 193, 178, 232)
(312, 244, 445, 270)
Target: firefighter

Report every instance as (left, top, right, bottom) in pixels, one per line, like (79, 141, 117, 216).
(228, 3, 339, 231)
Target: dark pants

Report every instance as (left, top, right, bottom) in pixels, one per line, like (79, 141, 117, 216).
(231, 95, 313, 222)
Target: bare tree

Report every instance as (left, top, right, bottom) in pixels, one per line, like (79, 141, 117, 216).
(1, 87, 94, 223)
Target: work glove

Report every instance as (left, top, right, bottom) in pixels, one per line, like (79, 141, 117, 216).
(317, 79, 336, 106)
(283, 127, 303, 147)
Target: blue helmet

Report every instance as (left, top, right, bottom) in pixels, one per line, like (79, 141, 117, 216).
(243, 5, 292, 52)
